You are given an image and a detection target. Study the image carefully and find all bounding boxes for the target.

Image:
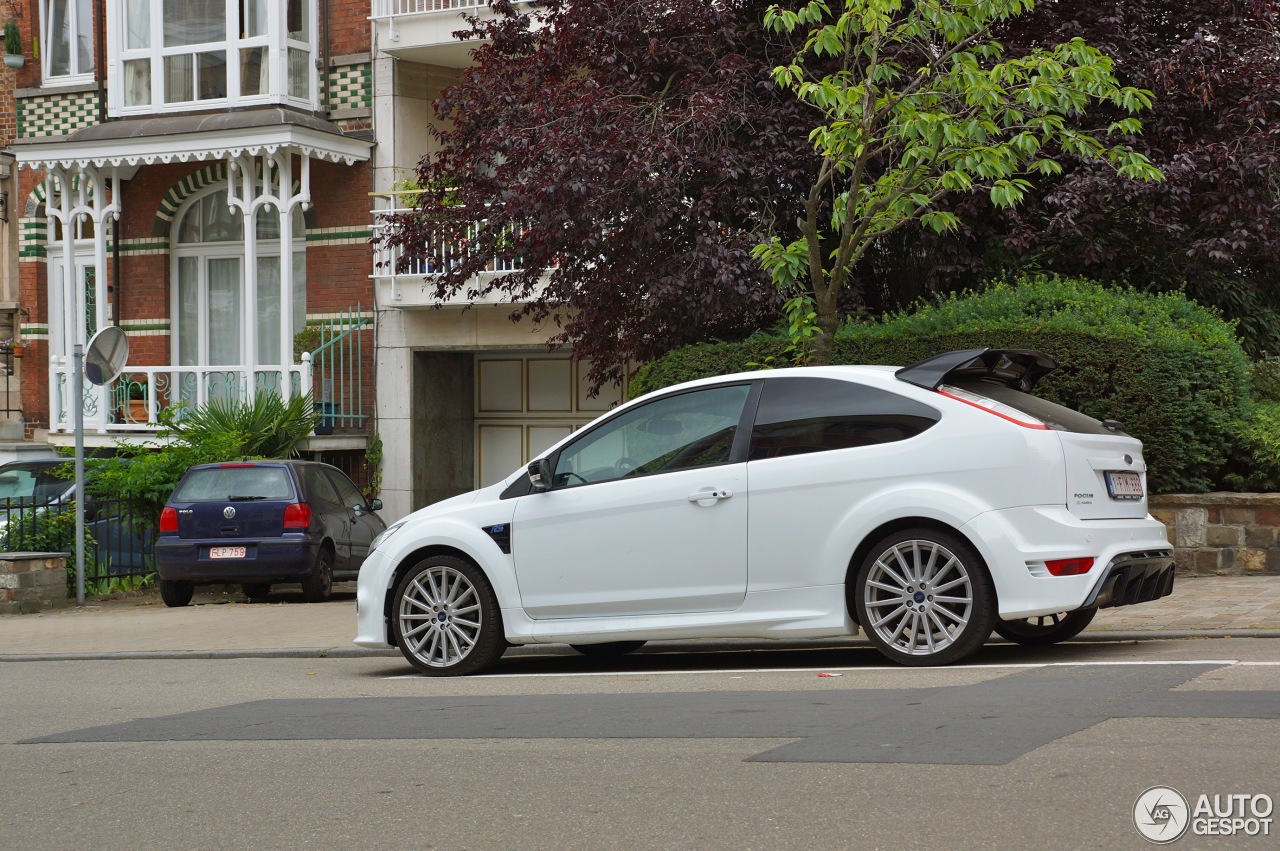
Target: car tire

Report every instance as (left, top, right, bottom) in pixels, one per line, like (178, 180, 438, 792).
(994, 608, 1097, 645)
(854, 528, 995, 667)
(390, 555, 505, 676)
(569, 641, 647, 657)
(159, 579, 194, 608)
(242, 583, 271, 601)
(300, 547, 334, 603)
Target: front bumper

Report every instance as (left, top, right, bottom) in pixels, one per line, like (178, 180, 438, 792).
(354, 548, 395, 649)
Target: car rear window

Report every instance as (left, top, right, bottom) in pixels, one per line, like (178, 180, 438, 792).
(950, 379, 1118, 435)
(172, 467, 296, 502)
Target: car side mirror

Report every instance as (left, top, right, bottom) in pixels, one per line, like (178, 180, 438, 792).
(368, 498, 383, 512)
(527, 458, 553, 492)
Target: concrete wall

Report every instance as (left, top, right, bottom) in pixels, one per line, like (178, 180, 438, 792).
(413, 350, 474, 509)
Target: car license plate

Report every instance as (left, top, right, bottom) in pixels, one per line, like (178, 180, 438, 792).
(209, 546, 246, 559)
(1105, 471, 1143, 500)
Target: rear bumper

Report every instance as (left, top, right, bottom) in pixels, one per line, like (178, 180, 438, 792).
(154, 536, 320, 584)
(962, 505, 1174, 619)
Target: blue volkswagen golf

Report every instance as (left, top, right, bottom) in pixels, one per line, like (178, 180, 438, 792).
(154, 460, 385, 607)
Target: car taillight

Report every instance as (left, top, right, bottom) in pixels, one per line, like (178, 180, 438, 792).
(159, 506, 178, 533)
(283, 502, 312, 529)
(938, 385, 1049, 430)
(1045, 557, 1093, 576)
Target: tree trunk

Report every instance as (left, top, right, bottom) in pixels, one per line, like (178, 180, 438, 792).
(809, 288, 841, 366)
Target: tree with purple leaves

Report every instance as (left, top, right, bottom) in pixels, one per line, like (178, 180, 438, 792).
(384, 0, 819, 389)
(998, 1, 1280, 355)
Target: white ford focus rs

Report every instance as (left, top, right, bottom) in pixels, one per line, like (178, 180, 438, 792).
(356, 348, 1175, 675)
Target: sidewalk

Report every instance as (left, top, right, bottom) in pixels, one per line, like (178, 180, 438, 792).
(0, 577, 1278, 660)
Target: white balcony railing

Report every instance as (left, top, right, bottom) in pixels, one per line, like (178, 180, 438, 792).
(371, 0, 488, 17)
(50, 359, 310, 434)
(371, 192, 529, 308)
(371, 0, 528, 63)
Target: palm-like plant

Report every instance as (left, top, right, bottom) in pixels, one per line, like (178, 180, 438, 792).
(166, 391, 321, 459)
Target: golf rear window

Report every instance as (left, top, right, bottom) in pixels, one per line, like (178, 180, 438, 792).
(172, 467, 295, 501)
(950, 379, 1116, 435)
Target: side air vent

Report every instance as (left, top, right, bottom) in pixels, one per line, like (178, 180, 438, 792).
(483, 523, 512, 554)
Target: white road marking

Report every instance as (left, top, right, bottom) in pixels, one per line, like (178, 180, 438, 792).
(385, 658, 1279, 680)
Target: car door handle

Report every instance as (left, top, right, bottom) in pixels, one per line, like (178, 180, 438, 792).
(688, 488, 733, 503)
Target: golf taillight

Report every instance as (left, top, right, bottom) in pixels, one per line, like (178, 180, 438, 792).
(159, 506, 178, 533)
(1045, 557, 1094, 576)
(283, 502, 312, 529)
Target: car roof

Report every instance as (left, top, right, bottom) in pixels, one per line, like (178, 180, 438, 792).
(184, 460, 329, 472)
(0, 459, 65, 472)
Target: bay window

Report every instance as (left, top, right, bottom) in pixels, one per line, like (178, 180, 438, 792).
(42, 0, 96, 83)
(112, 0, 315, 114)
(173, 188, 307, 369)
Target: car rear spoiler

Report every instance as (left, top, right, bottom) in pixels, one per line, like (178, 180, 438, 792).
(895, 348, 1058, 393)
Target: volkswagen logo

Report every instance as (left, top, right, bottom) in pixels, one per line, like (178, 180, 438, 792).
(223, 506, 236, 519)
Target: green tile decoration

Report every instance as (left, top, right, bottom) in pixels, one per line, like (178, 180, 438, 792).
(17, 90, 101, 138)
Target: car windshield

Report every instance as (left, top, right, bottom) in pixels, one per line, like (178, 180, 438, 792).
(172, 467, 295, 502)
(0, 464, 70, 506)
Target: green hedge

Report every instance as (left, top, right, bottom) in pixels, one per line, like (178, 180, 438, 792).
(631, 275, 1251, 494)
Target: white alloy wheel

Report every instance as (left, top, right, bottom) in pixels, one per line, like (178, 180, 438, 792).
(855, 530, 994, 666)
(391, 556, 505, 676)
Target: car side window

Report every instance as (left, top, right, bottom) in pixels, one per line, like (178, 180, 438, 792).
(749, 377, 940, 460)
(551, 384, 751, 487)
(323, 468, 367, 510)
(302, 466, 341, 506)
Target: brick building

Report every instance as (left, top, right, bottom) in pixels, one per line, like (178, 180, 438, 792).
(6, 1, 376, 466)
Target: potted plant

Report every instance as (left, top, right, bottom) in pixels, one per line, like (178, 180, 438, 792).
(3, 20, 22, 69)
(127, 379, 149, 422)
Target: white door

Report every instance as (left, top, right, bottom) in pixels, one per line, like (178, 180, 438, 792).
(511, 382, 753, 619)
(49, 251, 105, 429)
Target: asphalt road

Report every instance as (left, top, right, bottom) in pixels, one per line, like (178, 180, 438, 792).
(4, 637, 1279, 850)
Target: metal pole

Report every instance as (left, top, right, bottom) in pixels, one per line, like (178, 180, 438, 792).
(73, 343, 85, 606)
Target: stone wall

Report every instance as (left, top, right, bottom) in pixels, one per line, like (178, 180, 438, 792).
(1151, 494, 1280, 576)
(0, 552, 69, 614)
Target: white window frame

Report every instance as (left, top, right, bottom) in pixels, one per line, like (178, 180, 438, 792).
(107, 0, 318, 117)
(40, 0, 97, 87)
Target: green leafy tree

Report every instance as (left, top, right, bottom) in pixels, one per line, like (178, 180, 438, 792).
(755, 0, 1164, 364)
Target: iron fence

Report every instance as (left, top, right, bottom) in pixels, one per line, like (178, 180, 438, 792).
(0, 496, 156, 587)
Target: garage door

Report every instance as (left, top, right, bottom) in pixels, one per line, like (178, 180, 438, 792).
(475, 355, 624, 487)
